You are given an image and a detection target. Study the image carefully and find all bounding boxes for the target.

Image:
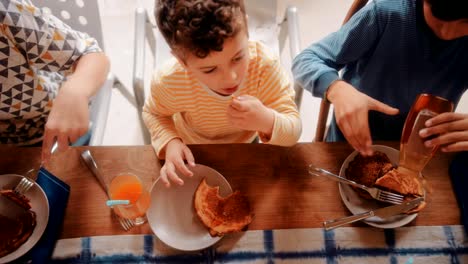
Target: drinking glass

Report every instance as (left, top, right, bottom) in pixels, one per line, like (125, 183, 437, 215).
(108, 173, 151, 225)
(399, 94, 454, 177)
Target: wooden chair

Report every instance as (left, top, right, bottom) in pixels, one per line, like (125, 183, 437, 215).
(314, 0, 369, 142)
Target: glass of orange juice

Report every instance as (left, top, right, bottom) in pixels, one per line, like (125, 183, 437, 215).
(108, 173, 151, 225)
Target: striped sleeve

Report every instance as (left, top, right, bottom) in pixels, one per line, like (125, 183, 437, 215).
(256, 46, 301, 146)
(291, 0, 383, 98)
(142, 71, 180, 158)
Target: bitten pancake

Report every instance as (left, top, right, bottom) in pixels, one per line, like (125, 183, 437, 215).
(194, 179, 253, 237)
(375, 168, 426, 213)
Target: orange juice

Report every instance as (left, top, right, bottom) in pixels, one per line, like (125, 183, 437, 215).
(108, 173, 150, 225)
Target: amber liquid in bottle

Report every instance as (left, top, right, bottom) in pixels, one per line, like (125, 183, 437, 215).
(399, 94, 454, 177)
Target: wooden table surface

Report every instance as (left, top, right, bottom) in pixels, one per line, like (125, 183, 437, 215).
(0, 142, 460, 239)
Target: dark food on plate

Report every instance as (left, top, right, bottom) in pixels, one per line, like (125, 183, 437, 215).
(1, 189, 32, 210)
(0, 190, 37, 258)
(345, 151, 425, 212)
(194, 179, 253, 237)
(345, 151, 394, 199)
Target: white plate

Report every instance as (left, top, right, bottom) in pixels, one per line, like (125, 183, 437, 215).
(338, 145, 418, 228)
(0, 174, 50, 263)
(147, 164, 232, 251)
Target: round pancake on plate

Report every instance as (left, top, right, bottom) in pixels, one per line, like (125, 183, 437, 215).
(147, 164, 233, 251)
(194, 179, 253, 237)
(0, 193, 37, 258)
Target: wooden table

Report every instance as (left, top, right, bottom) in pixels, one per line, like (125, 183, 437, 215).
(0, 142, 460, 239)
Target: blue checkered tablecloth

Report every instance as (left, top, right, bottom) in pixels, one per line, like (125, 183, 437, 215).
(50, 225, 468, 263)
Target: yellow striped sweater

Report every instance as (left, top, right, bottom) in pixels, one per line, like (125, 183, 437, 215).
(143, 41, 301, 157)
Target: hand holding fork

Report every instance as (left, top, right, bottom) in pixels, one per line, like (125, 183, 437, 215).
(14, 142, 59, 196)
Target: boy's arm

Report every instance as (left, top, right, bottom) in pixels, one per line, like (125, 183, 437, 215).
(291, 1, 383, 98)
(257, 60, 301, 146)
(142, 75, 180, 158)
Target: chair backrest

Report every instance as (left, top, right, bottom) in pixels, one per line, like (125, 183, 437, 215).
(153, 0, 280, 72)
(314, 0, 369, 142)
(31, 0, 104, 49)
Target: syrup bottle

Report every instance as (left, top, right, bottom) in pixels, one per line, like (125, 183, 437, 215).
(399, 94, 454, 177)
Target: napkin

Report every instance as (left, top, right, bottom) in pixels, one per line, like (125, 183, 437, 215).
(449, 151, 468, 235)
(16, 167, 70, 263)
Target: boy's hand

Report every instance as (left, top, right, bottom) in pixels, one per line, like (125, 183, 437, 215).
(327, 80, 399, 156)
(419, 112, 468, 152)
(42, 87, 89, 162)
(227, 95, 275, 136)
(160, 138, 196, 187)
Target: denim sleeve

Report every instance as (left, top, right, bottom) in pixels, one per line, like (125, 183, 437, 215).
(291, 0, 384, 98)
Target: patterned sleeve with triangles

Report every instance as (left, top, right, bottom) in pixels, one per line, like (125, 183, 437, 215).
(0, 0, 102, 75)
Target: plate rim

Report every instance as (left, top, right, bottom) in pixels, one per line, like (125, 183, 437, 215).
(146, 164, 232, 251)
(0, 174, 50, 263)
(338, 145, 418, 229)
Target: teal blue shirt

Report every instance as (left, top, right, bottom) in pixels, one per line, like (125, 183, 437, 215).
(292, 0, 468, 141)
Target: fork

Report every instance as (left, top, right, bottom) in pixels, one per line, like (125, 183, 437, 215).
(15, 142, 59, 195)
(80, 150, 135, 231)
(13, 177, 34, 195)
(24, 141, 59, 180)
(114, 211, 134, 231)
(308, 164, 404, 205)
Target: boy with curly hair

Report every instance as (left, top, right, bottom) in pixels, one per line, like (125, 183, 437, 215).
(143, 0, 302, 186)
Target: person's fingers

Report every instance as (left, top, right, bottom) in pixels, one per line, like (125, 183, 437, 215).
(183, 147, 196, 167)
(420, 118, 467, 139)
(368, 97, 399, 115)
(336, 109, 371, 155)
(227, 105, 245, 118)
(174, 158, 193, 177)
(41, 131, 55, 162)
(441, 141, 468, 152)
(424, 131, 468, 148)
(230, 97, 248, 112)
(355, 114, 373, 156)
(165, 162, 184, 186)
(337, 117, 361, 153)
(56, 134, 69, 152)
(425, 112, 461, 127)
(159, 166, 171, 188)
(68, 131, 81, 145)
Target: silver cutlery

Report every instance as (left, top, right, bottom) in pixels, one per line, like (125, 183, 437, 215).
(13, 177, 34, 196)
(80, 150, 135, 231)
(323, 197, 424, 230)
(14, 142, 60, 196)
(308, 164, 404, 205)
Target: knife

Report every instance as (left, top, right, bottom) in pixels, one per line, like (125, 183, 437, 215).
(0, 194, 29, 221)
(323, 197, 424, 230)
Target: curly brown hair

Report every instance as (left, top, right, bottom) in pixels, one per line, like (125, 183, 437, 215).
(156, 0, 247, 59)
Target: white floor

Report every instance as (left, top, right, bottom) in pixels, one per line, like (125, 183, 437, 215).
(97, 0, 468, 146)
